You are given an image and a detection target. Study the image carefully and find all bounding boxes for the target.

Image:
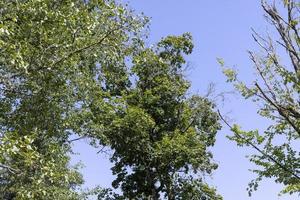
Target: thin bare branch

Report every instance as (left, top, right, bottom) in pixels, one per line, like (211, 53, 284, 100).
(67, 136, 86, 143)
(255, 82, 300, 135)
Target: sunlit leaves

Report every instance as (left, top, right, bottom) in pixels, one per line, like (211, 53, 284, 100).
(0, 0, 147, 198)
(221, 0, 300, 195)
(102, 33, 222, 199)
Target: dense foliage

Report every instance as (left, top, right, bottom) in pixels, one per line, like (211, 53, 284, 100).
(98, 33, 222, 199)
(0, 0, 146, 199)
(0, 0, 221, 199)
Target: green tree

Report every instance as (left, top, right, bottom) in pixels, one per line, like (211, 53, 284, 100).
(0, 1, 222, 199)
(220, 0, 300, 196)
(99, 33, 222, 199)
(0, 0, 146, 199)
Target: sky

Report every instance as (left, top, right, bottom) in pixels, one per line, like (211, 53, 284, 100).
(72, 1, 298, 199)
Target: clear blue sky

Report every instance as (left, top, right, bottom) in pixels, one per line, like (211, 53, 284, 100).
(72, 1, 298, 199)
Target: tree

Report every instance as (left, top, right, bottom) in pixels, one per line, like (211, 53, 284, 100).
(220, 0, 300, 196)
(0, 0, 146, 199)
(1, 1, 223, 199)
(98, 33, 222, 199)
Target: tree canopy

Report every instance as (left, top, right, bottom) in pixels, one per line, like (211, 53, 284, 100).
(98, 33, 222, 199)
(0, 0, 146, 199)
(4, 0, 299, 199)
(220, 0, 300, 196)
(0, 0, 222, 199)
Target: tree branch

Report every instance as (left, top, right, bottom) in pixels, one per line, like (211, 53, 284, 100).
(217, 110, 300, 181)
(67, 136, 86, 143)
(0, 163, 18, 174)
(262, 0, 300, 73)
(50, 28, 117, 68)
(255, 82, 300, 135)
